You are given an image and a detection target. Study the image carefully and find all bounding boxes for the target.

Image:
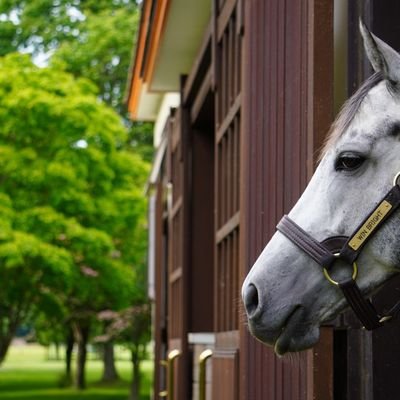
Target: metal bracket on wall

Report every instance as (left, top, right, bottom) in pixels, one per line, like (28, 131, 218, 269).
(198, 349, 213, 400)
(158, 359, 168, 398)
(164, 349, 181, 400)
(159, 349, 181, 399)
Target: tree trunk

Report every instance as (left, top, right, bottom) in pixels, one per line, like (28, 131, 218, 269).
(0, 333, 14, 365)
(130, 346, 141, 400)
(74, 321, 90, 390)
(0, 313, 20, 366)
(101, 341, 119, 382)
(55, 342, 60, 361)
(65, 328, 74, 380)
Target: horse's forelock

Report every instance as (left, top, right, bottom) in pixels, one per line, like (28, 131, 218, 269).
(320, 72, 384, 159)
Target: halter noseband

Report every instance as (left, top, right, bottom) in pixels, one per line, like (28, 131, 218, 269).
(277, 172, 400, 330)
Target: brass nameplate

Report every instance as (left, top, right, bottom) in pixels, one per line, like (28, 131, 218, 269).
(348, 200, 392, 251)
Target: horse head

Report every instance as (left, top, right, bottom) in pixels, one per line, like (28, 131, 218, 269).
(242, 22, 400, 355)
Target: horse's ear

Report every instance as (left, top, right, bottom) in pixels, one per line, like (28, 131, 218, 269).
(360, 20, 400, 83)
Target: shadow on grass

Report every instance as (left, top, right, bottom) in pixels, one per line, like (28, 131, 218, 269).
(0, 369, 150, 400)
(0, 391, 129, 400)
(0, 370, 134, 399)
(0, 370, 60, 391)
(0, 345, 152, 400)
(0, 378, 131, 400)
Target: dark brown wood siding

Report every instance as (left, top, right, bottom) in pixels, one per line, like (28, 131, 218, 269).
(167, 107, 190, 400)
(212, 0, 243, 397)
(168, 109, 184, 341)
(240, 1, 334, 399)
(214, 0, 242, 334)
(189, 128, 215, 333)
(153, 178, 169, 397)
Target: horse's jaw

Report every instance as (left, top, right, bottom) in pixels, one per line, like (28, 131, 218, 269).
(248, 306, 321, 356)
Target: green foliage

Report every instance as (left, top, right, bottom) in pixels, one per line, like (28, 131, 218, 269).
(0, 54, 149, 362)
(0, 0, 154, 161)
(0, 0, 138, 54)
(126, 121, 154, 163)
(51, 8, 139, 110)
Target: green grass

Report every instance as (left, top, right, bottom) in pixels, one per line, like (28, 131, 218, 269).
(0, 344, 153, 400)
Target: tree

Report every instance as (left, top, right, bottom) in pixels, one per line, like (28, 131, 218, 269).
(97, 304, 151, 400)
(0, 0, 154, 161)
(0, 0, 139, 57)
(51, 7, 139, 111)
(0, 54, 149, 389)
(0, 0, 153, 388)
(0, 224, 73, 364)
(33, 303, 66, 361)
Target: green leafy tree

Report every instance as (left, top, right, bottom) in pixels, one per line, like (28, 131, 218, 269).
(0, 0, 138, 56)
(0, 214, 73, 363)
(51, 7, 139, 110)
(0, 0, 153, 387)
(0, 0, 154, 161)
(0, 54, 149, 389)
(34, 310, 65, 360)
(97, 304, 151, 400)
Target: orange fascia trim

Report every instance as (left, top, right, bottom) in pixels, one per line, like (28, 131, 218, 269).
(142, 0, 171, 85)
(128, 0, 171, 119)
(127, 0, 152, 118)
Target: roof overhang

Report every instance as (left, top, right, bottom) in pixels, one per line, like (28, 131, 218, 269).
(127, 0, 211, 121)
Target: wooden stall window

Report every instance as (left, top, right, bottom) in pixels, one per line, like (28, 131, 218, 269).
(152, 175, 170, 398)
(168, 109, 184, 341)
(240, 0, 334, 399)
(212, 0, 243, 399)
(214, 0, 242, 335)
(166, 107, 190, 400)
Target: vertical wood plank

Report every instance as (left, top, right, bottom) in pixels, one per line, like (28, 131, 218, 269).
(240, 0, 333, 399)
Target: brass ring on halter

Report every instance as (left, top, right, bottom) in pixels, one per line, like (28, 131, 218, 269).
(379, 315, 392, 323)
(393, 171, 400, 186)
(322, 253, 358, 286)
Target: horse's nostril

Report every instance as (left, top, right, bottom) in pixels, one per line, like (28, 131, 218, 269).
(244, 283, 259, 317)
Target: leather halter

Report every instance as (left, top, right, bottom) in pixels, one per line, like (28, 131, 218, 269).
(276, 172, 400, 330)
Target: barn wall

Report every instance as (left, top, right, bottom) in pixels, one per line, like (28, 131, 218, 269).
(149, 0, 336, 397)
(240, 1, 334, 399)
(210, 3, 243, 398)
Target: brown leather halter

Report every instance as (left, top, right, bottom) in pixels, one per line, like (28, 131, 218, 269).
(276, 172, 400, 330)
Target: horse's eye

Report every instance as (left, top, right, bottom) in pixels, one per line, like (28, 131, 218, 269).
(335, 153, 365, 171)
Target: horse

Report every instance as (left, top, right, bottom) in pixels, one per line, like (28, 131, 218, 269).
(242, 22, 400, 356)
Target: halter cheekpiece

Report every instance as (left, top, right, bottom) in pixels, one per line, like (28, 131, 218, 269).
(277, 171, 400, 330)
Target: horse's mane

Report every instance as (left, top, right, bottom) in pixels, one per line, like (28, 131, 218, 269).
(320, 71, 384, 157)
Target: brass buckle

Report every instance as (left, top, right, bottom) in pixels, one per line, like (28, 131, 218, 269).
(379, 315, 392, 323)
(323, 253, 358, 286)
(393, 171, 400, 186)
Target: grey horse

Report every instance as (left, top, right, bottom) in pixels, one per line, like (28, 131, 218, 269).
(242, 22, 400, 355)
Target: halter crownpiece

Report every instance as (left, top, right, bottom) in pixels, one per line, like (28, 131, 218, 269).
(277, 171, 400, 330)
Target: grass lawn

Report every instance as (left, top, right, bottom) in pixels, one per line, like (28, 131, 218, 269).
(0, 344, 152, 400)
